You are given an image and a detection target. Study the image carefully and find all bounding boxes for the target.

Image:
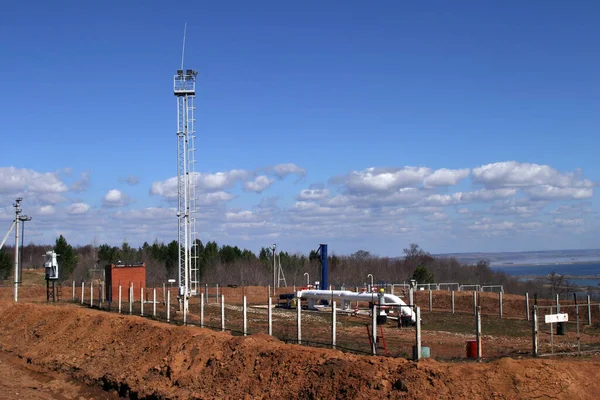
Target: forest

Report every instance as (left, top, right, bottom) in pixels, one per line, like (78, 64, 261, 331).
(0, 236, 578, 299)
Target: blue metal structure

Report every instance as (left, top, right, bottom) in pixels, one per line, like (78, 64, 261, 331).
(318, 244, 328, 290)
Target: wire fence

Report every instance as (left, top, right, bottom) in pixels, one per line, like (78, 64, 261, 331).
(9, 279, 600, 361)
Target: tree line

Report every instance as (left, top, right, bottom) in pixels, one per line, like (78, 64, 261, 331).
(0, 237, 587, 299)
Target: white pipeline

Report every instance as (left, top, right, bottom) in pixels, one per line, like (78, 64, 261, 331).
(297, 289, 416, 323)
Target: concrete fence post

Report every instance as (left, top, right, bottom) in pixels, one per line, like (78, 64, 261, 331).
(476, 306, 482, 360)
(243, 295, 248, 336)
(587, 295, 592, 326)
(166, 290, 170, 322)
(332, 300, 337, 349)
(200, 293, 204, 327)
(118, 286, 122, 313)
(371, 304, 378, 355)
(140, 287, 144, 317)
(526, 293, 530, 321)
(268, 297, 272, 335)
(297, 300, 302, 345)
(473, 291, 477, 316)
(451, 291, 455, 314)
(205, 284, 209, 304)
(268, 285, 271, 298)
(499, 292, 503, 319)
(129, 285, 133, 315)
(81, 282, 85, 305)
(556, 294, 560, 313)
(90, 281, 94, 307)
(532, 306, 538, 356)
(221, 295, 225, 331)
(415, 307, 422, 361)
(429, 289, 432, 312)
(153, 288, 156, 317)
(72, 280, 75, 302)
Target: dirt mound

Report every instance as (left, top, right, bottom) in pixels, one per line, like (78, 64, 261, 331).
(0, 302, 598, 399)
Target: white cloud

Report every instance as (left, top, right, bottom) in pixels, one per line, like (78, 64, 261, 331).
(271, 163, 306, 179)
(197, 191, 235, 204)
(0, 167, 68, 194)
(244, 176, 274, 193)
(472, 161, 593, 189)
(71, 171, 91, 192)
(331, 167, 431, 193)
(423, 168, 470, 187)
(103, 189, 131, 207)
(151, 170, 251, 199)
(424, 212, 448, 221)
(38, 205, 55, 216)
(527, 185, 593, 201)
(225, 211, 257, 222)
(297, 189, 330, 201)
(67, 203, 90, 215)
(467, 220, 515, 231)
(119, 175, 140, 186)
(552, 218, 584, 227)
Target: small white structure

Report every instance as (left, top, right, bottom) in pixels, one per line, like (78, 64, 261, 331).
(44, 250, 59, 280)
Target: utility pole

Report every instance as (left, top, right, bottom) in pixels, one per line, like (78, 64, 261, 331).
(13, 198, 31, 302)
(272, 244, 277, 291)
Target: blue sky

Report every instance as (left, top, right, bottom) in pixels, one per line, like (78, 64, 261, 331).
(1, 1, 598, 256)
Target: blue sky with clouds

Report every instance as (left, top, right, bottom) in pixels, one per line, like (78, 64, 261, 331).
(1, 1, 598, 256)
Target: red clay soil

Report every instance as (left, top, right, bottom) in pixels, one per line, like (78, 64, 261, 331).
(0, 302, 599, 399)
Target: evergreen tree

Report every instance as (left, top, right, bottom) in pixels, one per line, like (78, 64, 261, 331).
(411, 265, 434, 284)
(53, 235, 78, 281)
(0, 249, 11, 281)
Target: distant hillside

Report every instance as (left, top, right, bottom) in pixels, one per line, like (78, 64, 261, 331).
(434, 249, 600, 266)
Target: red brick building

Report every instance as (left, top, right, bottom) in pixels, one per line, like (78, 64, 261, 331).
(104, 263, 146, 302)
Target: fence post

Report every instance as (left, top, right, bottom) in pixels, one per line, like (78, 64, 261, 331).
(297, 300, 302, 345)
(90, 281, 94, 307)
(429, 289, 432, 312)
(451, 291, 455, 314)
(72, 280, 75, 302)
(532, 306, 538, 357)
(587, 295, 592, 326)
(556, 294, 560, 313)
(473, 291, 477, 316)
(129, 285, 133, 315)
(118, 285, 122, 313)
(371, 304, 378, 355)
(216, 284, 219, 303)
(243, 295, 248, 336)
(166, 290, 170, 322)
(81, 282, 85, 305)
(221, 295, 225, 331)
(200, 293, 204, 327)
(205, 284, 209, 304)
(476, 306, 482, 360)
(268, 297, 272, 335)
(332, 300, 337, 349)
(499, 292, 503, 319)
(153, 288, 156, 317)
(415, 307, 421, 361)
(140, 287, 144, 317)
(526, 293, 530, 321)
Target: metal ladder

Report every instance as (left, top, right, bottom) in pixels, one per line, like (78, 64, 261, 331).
(366, 324, 389, 356)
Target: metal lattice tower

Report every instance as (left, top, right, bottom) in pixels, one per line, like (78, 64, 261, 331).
(174, 68, 199, 306)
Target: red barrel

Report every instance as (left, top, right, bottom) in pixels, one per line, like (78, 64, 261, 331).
(466, 340, 480, 359)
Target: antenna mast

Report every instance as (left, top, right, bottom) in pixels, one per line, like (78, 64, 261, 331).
(174, 24, 199, 318)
